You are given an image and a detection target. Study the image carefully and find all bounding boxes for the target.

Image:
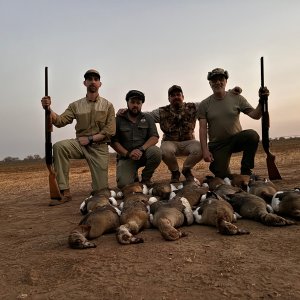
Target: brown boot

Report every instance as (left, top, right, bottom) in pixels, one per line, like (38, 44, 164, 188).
(170, 170, 181, 183)
(49, 189, 72, 206)
(182, 168, 194, 182)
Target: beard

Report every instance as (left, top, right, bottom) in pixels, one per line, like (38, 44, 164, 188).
(171, 99, 183, 109)
(87, 85, 98, 93)
(128, 108, 141, 117)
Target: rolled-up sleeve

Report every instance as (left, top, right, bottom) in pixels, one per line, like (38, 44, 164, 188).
(100, 103, 116, 139)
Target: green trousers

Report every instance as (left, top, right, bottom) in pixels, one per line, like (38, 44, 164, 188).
(116, 145, 162, 188)
(209, 129, 259, 178)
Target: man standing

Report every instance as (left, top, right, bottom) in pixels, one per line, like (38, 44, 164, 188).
(198, 68, 269, 178)
(41, 69, 116, 206)
(111, 90, 162, 188)
(149, 85, 202, 183)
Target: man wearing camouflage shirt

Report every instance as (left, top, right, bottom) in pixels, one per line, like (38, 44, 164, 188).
(149, 85, 202, 183)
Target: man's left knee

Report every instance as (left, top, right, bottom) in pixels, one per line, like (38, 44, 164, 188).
(146, 146, 162, 161)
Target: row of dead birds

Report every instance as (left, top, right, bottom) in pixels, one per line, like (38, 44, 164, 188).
(68, 174, 300, 249)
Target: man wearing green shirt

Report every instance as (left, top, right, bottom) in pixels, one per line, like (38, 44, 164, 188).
(41, 69, 116, 206)
(198, 68, 269, 178)
(111, 90, 161, 188)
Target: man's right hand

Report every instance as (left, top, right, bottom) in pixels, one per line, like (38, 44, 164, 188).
(228, 86, 242, 95)
(116, 108, 127, 116)
(41, 96, 51, 109)
(203, 149, 214, 163)
(129, 148, 143, 160)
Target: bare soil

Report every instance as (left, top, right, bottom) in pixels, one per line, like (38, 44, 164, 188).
(1, 139, 300, 300)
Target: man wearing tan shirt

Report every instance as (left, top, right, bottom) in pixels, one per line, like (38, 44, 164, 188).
(41, 69, 116, 206)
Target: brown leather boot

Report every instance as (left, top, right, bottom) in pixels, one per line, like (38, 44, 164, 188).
(49, 189, 72, 206)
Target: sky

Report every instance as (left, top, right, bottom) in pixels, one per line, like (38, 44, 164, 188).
(1, 0, 299, 160)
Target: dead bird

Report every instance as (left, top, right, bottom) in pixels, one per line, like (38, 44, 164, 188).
(117, 182, 148, 199)
(202, 175, 227, 191)
(174, 180, 209, 208)
(193, 192, 249, 235)
(271, 189, 300, 220)
(116, 185, 153, 244)
(227, 174, 251, 191)
(248, 178, 278, 203)
(213, 184, 242, 200)
(149, 196, 194, 241)
(80, 190, 118, 215)
(227, 191, 295, 226)
(68, 204, 121, 249)
(148, 182, 179, 200)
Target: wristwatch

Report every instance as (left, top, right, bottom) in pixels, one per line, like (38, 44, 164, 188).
(88, 136, 93, 143)
(138, 146, 145, 153)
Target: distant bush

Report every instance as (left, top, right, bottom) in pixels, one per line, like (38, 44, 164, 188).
(2, 156, 20, 162)
(23, 154, 42, 161)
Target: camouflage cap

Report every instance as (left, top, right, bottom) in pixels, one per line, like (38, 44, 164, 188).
(84, 69, 100, 79)
(168, 85, 183, 96)
(207, 68, 229, 80)
(126, 90, 145, 103)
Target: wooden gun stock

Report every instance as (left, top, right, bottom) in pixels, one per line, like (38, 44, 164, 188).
(260, 57, 282, 180)
(44, 67, 61, 199)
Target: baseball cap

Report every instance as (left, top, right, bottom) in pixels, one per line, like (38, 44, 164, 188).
(207, 68, 229, 80)
(125, 90, 145, 103)
(84, 69, 100, 79)
(168, 85, 183, 96)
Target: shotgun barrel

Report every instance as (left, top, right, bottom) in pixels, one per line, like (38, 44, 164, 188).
(260, 57, 282, 180)
(44, 67, 61, 199)
(45, 67, 53, 165)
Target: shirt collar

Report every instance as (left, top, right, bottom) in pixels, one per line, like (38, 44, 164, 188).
(86, 94, 100, 103)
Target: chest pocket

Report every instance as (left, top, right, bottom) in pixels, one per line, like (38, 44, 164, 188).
(95, 111, 107, 129)
(137, 121, 149, 139)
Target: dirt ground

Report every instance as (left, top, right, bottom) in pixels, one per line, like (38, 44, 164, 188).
(1, 139, 300, 300)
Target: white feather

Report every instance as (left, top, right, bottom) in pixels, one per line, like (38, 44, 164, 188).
(271, 191, 283, 212)
(224, 177, 231, 185)
(142, 184, 149, 195)
(110, 190, 116, 198)
(193, 207, 203, 224)
(109, 196, 118, 207)
(169, 191, 176, 200)
(148, 196, 158, 205)
(113, 206, 122, 216)
(180, 197, 194, 225)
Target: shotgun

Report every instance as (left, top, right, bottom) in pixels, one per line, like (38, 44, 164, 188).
(45, 67, 62, 199)
(260, 57, 282, 180)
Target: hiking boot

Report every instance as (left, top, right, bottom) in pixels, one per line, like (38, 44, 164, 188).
(49, 189, 72, 206)
(182, 168, 194, 182)
(241, 168, 252, 176)
(170, 170, 181, 183)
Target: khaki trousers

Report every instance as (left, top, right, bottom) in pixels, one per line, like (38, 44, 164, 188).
(53, 139, 109, 192)
(160, 140, 202, 172)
